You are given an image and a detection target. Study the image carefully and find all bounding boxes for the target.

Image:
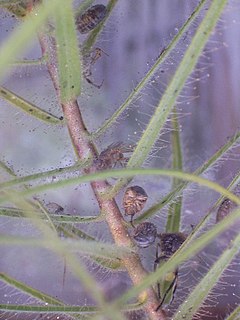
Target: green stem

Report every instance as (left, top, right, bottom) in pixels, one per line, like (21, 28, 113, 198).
(92, 0, 207, 139)
(0, 160, 90, 190)
(0, 207, 102, 223)
(1, 169, 239, 206)
(166, 107, 183, 232)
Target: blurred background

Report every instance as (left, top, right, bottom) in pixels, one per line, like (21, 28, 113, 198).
(0, 0, 240, 319)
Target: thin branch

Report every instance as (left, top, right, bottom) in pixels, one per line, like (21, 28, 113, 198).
(38, 19, 165, 320)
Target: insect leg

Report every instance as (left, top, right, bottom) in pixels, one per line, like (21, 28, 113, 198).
(130, 215, 135, 228)
(155, 269, 178, 311)
(154, 243, 162, 300)
(85, 77, 104, 89)
(90, 47, 109, 65)
(169, 269, 178, 305)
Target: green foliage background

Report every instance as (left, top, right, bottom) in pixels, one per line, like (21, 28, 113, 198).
(0, 1, 240, 320)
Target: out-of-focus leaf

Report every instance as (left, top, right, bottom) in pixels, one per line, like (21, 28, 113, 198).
(0, 0, 60, 81)
(54, 1, 81, 102)
(2, 169, 239, 207)
(92, 0, 207, 139)
(173, 232, 240, 320)
(112, 0, 228, 194)
(136, 131, 240, 223)
(0, 273, 63, 305)
(0, 236, 134, 260)
(0, 86, 63, 124)
(115, 207, 240, 306)
(166, 107, 183, 233)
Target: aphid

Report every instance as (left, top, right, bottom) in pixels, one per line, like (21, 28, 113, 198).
(155, 232, 187, 310)
(133, 222, 157, 248)
(216, 198, 237, 223)
(133, 222, 187, 310)
(95, 142, 133, 170)
(123, 186, 148, 227)
(76, 4, 107, 34)
(46, 202, 64, 214)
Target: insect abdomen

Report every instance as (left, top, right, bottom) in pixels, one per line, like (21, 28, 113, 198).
(76, 4, 107, 34)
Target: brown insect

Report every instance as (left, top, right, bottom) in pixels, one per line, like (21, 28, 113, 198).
(83, 47, 108, 88)
(76, 4, 107, 34)
(155, 232, 187, 310)
(95, 142, 133, 170)
(46, 202, 64, 214)
(123, 186, 148, 227)
(216, 198, 237, 223)
(133, 222, 157, 248)
(133, 222, 187, 310)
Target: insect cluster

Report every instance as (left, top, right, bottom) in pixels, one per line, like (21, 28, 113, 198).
(76, 4, 107, 88)
(122, 183, 186, 309)
(133, 221, 187, 310)
(123, 192, 239, 310)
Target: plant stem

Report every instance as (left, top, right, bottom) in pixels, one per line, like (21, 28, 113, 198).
(38, 28, 166, 320)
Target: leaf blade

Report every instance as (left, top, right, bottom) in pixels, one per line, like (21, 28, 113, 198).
(54, 0, 81, 102)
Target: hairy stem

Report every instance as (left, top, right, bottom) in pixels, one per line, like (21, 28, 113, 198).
(38, 27, 165, 320)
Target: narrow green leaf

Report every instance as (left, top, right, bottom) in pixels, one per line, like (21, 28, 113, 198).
(106, 0, 227, 203)
(0, 304, 98, 313)
(0, 0, 25, 5)
(1, 169, 239, 207)
(0, 86, 62, 124)
(160, 109, 183, 304)
(173, 233, 240, 320)
(0, 207, 102, 223)
(225, 307, 240, 320)
(166, 107, 183, 232)
(93, 257, 122, 270)
(44, 221, 123, 270)
(136, 131, 240, 223)
(56, 224, 95, 241)
(92, 0, 207, 139)
(75, 0, 96, 17)
(54, 0, 81, 101)
(0, 0, 60, 80)
(0, 160, 90, 190)
(0, 160, 15, 176)
(1, 197, 113, 316)
(0, 236, 133, 260)
(11, 56, 47, 66)
(0, 300, 145, 313)
(169, 170, 240, 260)
(0, 207, 121, 269)
(0, 273, 63, 305)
